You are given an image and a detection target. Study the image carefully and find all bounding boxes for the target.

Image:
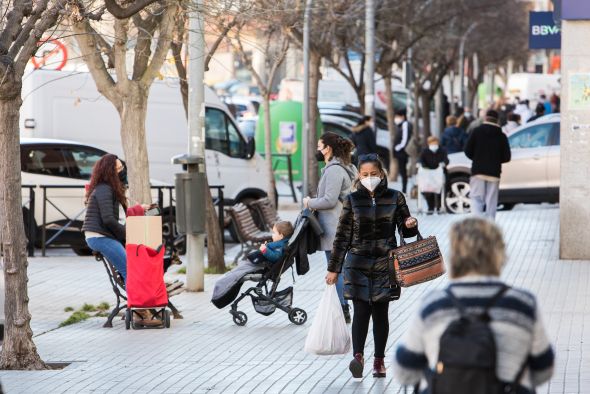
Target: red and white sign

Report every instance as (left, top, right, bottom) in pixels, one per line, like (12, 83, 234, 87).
(31, 39, 68, 71)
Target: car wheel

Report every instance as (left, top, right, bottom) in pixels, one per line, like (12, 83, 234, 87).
(445, 176, 471, 214)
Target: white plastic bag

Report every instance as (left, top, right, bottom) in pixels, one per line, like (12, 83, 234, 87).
(417, 166, 445, 193)
(304, 284, 351, 355)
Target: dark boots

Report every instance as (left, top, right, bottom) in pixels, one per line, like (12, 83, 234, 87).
(342, 304, 351, 324)
(373, 357, 386, 378)
(349, 353, 364, 378)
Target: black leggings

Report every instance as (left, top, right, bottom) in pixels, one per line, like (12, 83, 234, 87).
(352, 300, 389, 358)
(396, 154, 409, 193)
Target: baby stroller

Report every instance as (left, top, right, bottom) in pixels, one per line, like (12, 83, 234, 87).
(212, 212, 314, 326)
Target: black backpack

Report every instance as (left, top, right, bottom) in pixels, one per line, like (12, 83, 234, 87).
(428, 285, 527, 394)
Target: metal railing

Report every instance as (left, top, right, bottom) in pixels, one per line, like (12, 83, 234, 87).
(260, 153, 298, 203)
(22, 184, 226, 256)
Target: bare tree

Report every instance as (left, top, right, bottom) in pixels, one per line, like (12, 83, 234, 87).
(231, 11, 290, 208)
(168, 3, 243, 273)
(0, 0, 66, 371)
(70, 1, 178, 204)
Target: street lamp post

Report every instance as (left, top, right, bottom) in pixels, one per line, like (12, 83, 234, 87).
(365, 0, 375, 119)
(302, 0, 312, 204)
(459, 22, 478, 108)
(185, 0, 206, 291)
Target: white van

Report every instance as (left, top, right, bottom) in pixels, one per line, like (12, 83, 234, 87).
(506, 73, 561, 106)
(20, 69, 270, 205)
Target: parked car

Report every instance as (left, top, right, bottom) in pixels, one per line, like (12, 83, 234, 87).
(320, 114, 391, 169)
(224, 96, 260, 120)
(445, 114, 560, 213)
(238, 116, 258, 139)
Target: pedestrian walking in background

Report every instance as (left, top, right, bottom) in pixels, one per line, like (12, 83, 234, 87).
(393, 109, 412, 194)
(351, 116, 378, 159)
(527, 103, 546, 123)
(393, 218, 554, 393)
(514, 99, 534, 122)
(303, 132, 358, 323)
(502, 112, 521, 135)
(419, 136, 449, 214)
(550, 92, 560, 113)
(326, 154, 418, 379)
(441, 115, 467, 154)
(464, 109, 511, 219)
(466, 108, 486, 134)
(540, 94, 552, 115)
(457, 106, 474, 131)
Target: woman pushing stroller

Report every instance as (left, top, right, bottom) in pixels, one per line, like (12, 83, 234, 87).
(326, 153, 418, 378)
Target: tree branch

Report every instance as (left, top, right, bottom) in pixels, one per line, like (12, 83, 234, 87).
(140, 3, 177, 85)
(105, 0, 161, 19)
(0, 0, 38, 54)
(114, 18, 130, 91)
(71, 19, 120, 108)
(205, 19, 236, 71)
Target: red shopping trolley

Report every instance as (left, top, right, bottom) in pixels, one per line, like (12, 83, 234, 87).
(124, 243, 171, 329)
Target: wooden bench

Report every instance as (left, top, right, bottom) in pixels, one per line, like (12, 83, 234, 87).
(248, 197, 281, 232)
(226, 203, 273, 264)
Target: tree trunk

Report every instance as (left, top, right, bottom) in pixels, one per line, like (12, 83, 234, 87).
(308, 51, 321, 194)
(384, 75, 398, 180)
(173, 67, 225, 272)
(262, 97, 277, 207)
(421, 93, 432, 138)
(0, 95, 45, 370)
(118, 85, 152, 205)
(205, 180, 225, 273)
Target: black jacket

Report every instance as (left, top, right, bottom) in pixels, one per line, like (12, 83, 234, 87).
(82, 183, 126, 243)
(394, 120, 413, 158)
(420, 147, 449, 169)
(328, 179, 417, 303)
(464, 122, 511, 178)
(351, 126, 378, 156)
(293, 209, 323, 276)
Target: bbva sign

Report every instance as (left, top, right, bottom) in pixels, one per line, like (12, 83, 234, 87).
(529, 11, 561, 49)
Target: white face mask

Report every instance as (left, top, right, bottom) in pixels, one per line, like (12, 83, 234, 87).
(464, 112, 471, 118)
(361, 176, 381, 192)
(394, 117, 403, 125)
(429, 144, 439, 152)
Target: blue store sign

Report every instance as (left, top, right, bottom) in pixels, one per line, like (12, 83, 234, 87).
(529, 11, 561, 49)
(562, 0, 590, 20)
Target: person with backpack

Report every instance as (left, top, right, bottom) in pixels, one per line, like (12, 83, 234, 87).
(303, 132, 358, 323)
(392, 218, 554, 394)
(393, 109, 413, 194)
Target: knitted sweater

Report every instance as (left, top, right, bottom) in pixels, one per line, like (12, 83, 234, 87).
(393, 277, 554, 393)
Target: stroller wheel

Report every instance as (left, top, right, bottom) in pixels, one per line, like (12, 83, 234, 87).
(232, 311, 248, 326)
(125, 309, 131, 330)
(164, 310, 171, 328)
(288, 308, 307, 325)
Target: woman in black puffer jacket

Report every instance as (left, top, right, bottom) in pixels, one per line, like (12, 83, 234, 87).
(326, 153, 418, 379)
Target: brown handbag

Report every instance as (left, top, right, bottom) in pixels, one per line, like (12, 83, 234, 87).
(389, 227, 445, 287)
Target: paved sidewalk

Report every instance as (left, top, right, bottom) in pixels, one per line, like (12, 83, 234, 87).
(1, 204, 589, 393)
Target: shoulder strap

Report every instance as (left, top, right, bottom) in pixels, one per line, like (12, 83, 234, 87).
(446, 284, 509, 317)
(445, 288, 467, 317)
(484, 284, 510, 314)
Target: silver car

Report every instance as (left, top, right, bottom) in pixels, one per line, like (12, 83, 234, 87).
(445, 114, 560, 213)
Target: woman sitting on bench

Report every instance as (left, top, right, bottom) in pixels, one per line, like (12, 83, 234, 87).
(82, 154, 149, 281)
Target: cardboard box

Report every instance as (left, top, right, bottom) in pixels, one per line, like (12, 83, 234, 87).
(126, 216, 163, 249)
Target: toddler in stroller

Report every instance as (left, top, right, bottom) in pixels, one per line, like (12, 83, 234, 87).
(212, 216, 313, 326)
(246, 221, 294, 265)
